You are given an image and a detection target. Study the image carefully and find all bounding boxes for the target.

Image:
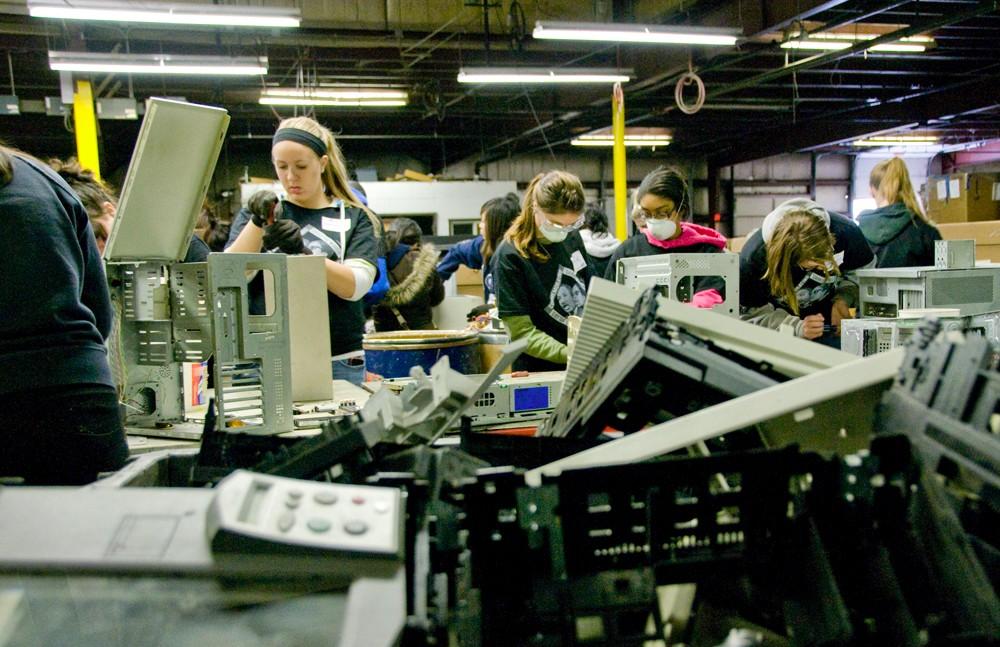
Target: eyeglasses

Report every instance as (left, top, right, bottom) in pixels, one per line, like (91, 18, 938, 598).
(633, 206, 676, 221)
(537, 208, 585, 231)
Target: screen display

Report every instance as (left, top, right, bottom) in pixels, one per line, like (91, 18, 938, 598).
(513, 386, 549, 412)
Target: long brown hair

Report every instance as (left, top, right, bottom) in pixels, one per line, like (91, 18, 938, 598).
(506, 170, 585, 262)
(274, 117, 380, 235)
(870, 157, 929, 223)
(764, 210, 838, 315)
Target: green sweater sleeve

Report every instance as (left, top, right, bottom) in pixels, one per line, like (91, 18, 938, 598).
(504, 315, 568, 365)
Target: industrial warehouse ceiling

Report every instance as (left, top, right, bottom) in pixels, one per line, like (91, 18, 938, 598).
(0, 0, 997, 172)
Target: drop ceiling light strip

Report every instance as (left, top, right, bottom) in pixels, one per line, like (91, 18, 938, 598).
(457, 67, 631, 84)
(29, 0, 300, 28)
(261, 88, 408, 100)
(533, 21, 739, 46)
(49, 51, 267, 76)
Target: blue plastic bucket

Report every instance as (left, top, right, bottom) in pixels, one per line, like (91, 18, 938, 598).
(363, 330, 482, 380)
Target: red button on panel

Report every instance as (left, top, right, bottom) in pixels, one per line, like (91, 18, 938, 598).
(351, 495, 365, 505)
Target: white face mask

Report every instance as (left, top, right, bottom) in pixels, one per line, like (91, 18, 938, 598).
(538, 219, 569, 243)
(646, 218, 678, 241)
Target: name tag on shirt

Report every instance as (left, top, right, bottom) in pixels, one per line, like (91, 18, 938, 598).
(322, 216, 351, 233)
(834, 251, 845, 266)
(571, 250, 587, 273)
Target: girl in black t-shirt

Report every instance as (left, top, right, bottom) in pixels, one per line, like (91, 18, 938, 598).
(493, 170, 592, 372)
(227, 117, 381, 384)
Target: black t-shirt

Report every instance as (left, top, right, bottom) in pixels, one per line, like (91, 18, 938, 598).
(602, 234, 726, 296)
(495, 232, 593, 372)
(228, 200, 380, 356)
(740, 212, 874, 321)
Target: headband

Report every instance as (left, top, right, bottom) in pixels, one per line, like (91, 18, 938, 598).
(761, 198, 831, 244)
(272, 128, 327, 158)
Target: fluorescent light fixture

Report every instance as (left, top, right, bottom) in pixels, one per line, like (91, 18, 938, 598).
(853, 135, 939, 147)
(28, 0, 300, 28)
(458, 67, 631, 84)
(781, 33, 931, 53)
(261, 88, 408, 101)
(49, 51, 267, 76)
(571, 130, 672, 147)
(533, 20, 739, 46)
(259, 97, 407, 108)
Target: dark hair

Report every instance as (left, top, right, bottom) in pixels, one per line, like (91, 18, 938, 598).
(583, 202, 609, 235)
(387, 217, 423, 247)
(48, 157, 118, 236)
(635, 166, 689, 218)
(206, 223, 231, 252)
(481, 192, 521, 265)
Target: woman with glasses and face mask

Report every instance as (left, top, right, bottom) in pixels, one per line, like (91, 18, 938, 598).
(603, 167, 728, 308)
(493, 170, 592, 371)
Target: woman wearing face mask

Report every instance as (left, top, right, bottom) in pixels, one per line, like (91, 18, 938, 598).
(493, 170, 592, 371)
(858, 157, 941, 268)
(603, 167, 727, 308)
(226, 117, 381, 385)
(739, 198, 875, 347)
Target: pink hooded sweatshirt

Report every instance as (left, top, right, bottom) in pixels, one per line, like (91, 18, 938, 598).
(642, 222, 728, 309)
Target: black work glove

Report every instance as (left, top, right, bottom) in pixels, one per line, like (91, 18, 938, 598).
(263, 219, 306, 255)
(248, 190, 279, 228)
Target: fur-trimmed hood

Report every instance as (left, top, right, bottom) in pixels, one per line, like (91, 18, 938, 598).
(384, 243, 440, 306)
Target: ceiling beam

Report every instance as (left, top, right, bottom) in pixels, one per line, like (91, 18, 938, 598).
(706, 69, 1000, 166)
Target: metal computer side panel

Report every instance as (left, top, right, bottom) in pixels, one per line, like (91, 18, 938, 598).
(208, 253, 293, 435)
(526, 349, 904, 486)
(170, 261, 212, 364)
(924, 267, 1000, 316)
(616, 253, 740, 317)
(857, 266, 1000, 317)
(111, 262, 185, 426)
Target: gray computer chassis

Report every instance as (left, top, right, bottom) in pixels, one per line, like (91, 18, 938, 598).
(614, 252, 739, 317)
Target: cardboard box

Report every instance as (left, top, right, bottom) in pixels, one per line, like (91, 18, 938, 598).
(926, 172, 1000, 224)
(936, 220, 1000, 262)
(455, 265, 482, 286)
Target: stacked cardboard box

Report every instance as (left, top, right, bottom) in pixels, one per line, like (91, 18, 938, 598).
(926, 172, 1000, 224)
(937, 220, 1000, 262)
(455, 265, 484, 299)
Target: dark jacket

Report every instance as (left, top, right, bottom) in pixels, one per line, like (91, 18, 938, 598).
(374, 243, 445, 331)
(858, 202, 941, 268)
(0, 155, 115, 394)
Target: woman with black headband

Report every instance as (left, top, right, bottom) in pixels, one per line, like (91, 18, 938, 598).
(227, 117, 381, 384)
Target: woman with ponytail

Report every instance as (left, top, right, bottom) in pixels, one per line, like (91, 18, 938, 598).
(227, 117, 381, 384)
(859, 158, 941, 267)
(604, 167, 727, 308)
(493, 170, 592, 371)
(740, 198, 875, 348)
(0, 144, 127, 483)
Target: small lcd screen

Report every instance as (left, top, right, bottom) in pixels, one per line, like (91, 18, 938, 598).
(513, 386, 549, 412)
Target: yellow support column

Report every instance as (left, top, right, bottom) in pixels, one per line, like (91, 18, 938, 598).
(612, 82, 627, 241)
(73, 79, 101, 181)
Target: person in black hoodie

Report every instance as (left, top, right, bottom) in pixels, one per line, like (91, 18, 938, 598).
(604, 167, 728, 308)
(373, 218, 445, 331)
(858, 157, 941, 267)
(740, 198, 875, 348)
(0, 145, 128, 484)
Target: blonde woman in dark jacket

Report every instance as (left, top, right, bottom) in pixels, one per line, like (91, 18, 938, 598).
(858, 158, 941, 268)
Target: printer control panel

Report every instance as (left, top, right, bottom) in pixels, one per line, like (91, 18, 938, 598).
(207, 470, 404, 560)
